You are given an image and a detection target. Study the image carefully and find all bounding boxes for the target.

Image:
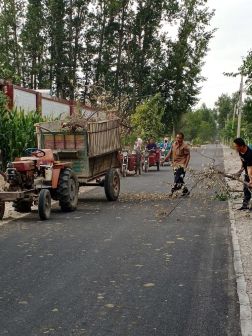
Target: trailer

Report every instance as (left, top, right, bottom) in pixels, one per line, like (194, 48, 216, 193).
(35, 118, 121, 201)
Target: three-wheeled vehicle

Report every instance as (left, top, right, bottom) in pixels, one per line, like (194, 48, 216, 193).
(120, 150, 129, 177)
(143, 148, 161, 172)
(120, 149, 142, 176)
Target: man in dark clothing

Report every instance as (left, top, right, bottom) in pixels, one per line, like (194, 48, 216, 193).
(146, 138, 157, 151)
(233, 137, 252, 210)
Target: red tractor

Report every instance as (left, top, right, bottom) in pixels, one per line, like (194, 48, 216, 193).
(0, 148, 78, 220)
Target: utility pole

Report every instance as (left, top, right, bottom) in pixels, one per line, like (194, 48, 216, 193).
(237, 74, 244, 138)
(232, 103, 237, 130)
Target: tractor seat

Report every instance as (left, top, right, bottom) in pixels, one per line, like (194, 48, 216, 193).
(37, 149, 55, 164)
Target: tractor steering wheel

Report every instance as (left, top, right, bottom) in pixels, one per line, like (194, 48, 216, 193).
(25, 148, 46, 158)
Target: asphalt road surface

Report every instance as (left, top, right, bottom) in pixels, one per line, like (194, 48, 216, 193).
(0, 145, 241, 336)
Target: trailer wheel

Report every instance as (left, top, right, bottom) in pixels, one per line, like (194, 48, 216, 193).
(13, 200, 32, 213)
(0, 201, 5, 220)
(57, 168, 78, 212)
(104, 169, 120, 201)
(38, 189, 51, 220)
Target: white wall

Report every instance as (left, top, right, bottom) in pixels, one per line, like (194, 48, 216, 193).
(41, 99, 70, 119)
(13, 89, 36, 113)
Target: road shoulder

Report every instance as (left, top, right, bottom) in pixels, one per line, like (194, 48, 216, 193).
(223, 145, 252, 335)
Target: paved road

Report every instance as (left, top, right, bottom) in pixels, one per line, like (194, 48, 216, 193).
(0, 145, 241, 336)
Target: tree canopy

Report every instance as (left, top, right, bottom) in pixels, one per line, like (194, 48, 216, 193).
(0, 0, 214, 127)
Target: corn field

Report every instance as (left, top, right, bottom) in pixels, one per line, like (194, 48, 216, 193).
(0, 93, 44, 169)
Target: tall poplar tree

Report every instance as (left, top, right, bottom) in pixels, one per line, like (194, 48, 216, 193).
(0, 0, 25, 82)
(21, 0, 47, 89)
(46, 0, 67, 98)
(160, 0, 215, 133)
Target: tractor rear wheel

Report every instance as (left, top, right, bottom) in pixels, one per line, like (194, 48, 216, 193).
(57, 168, 78, 212)
(13, 200, 32, 213)
(0, 201, 5, 220)
(104, 169, 120, 201)
(38, 189, 51, 220)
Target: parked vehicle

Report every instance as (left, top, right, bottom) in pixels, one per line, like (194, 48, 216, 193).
(143, 148, 161, 172)
(120, 150, 129, 177)
(160, 148, 171, 166)
(35, 118, 121, 202)
(120, 149, 142, 176)
(0, 148, 78, 220)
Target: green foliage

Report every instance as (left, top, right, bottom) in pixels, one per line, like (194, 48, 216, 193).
(181, 104, 217, 143)
(241, 50, 252, 95)
(131, 94, 165, 141)
(160, 0, 215, 133)
(214, 93, 238, 130)
(214, 191, 230, 201)
(0, 92, 44, 168)
(0, 0, 213, 126)
(0, 0, 25, 83)
(215, 96, 252, 144)
(20, 0, 47, 89)
(219, 119, 236, 142)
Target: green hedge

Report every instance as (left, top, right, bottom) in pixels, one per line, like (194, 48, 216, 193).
(0, 92, 44, 168)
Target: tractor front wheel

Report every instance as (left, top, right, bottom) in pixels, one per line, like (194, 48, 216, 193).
(38, 189, 51, 220)
(57, 168, 78, 212)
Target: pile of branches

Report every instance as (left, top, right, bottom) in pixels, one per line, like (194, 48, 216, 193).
(187, 165, 245, 200)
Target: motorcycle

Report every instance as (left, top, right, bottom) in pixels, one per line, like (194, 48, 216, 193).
(120, 150, 129, 177)
(160, 147, 171, 166)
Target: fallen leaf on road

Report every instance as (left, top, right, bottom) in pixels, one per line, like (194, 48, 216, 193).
(143, 283, 155, 288)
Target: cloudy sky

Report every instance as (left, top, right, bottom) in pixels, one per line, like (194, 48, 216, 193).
(197, 0, 252, 108)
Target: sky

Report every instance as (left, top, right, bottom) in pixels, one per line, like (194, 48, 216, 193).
(197, 0, 252, 108)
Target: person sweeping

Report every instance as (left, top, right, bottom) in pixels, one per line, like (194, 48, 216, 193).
(162, 132, 190, 196)
(233, 137, 252, 210)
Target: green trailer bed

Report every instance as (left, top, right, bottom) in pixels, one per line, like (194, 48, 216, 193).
(35, 119, 121, 184)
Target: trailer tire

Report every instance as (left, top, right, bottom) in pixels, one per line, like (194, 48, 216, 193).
(13, 200, 32, 213)
(104, 169, 120, 201)
(38, 189, 51, 220)
(57, 168, 78, 212)
(0, 201, 5, 220)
